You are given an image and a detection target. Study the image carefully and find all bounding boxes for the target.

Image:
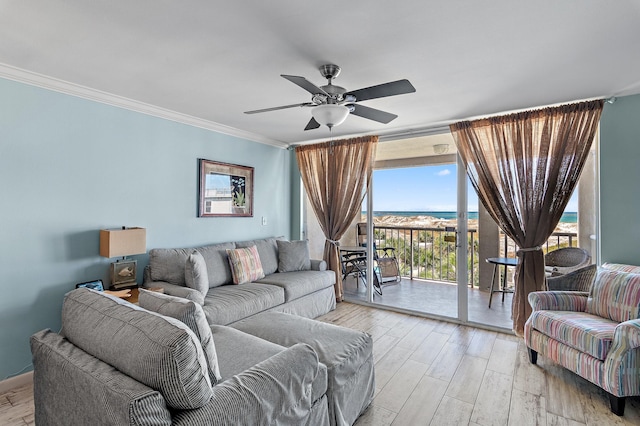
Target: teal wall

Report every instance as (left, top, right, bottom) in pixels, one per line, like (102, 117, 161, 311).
(0, 78, 292, 380)
(600, 94, 640, 264)
(289, 152, 303, 240)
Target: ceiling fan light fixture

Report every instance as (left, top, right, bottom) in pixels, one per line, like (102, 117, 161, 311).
(311, 104, 350, 129)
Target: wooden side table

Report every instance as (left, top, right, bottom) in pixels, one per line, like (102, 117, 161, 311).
(126, 287, 141, 304)
(105, 287, 164, 305)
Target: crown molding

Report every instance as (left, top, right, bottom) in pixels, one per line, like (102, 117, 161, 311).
(0, 62, 288, 149)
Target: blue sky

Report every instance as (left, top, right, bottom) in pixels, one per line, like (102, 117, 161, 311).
(370, 165, 578, 212)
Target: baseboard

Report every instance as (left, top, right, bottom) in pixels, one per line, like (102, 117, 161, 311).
(0, 371, 33, 394)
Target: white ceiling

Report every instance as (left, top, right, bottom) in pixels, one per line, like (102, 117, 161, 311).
(1, 1, 639, 148)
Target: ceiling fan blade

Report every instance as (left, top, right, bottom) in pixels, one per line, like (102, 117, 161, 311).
(349, 104, 397, 124)
(346, 79, 416, 102)
(281, 75, 329, 96)
(304, 117, 321, 131)
(244, 103, 313, 114)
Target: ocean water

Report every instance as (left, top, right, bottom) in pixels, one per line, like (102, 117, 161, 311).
(367, 211, 577, 223)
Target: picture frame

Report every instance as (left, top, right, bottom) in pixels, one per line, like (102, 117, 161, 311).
(76, 280, 104, 291)
(198, 159, 254, 217)
(110, 260, 137, 289)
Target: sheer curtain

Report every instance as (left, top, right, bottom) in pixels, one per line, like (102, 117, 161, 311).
(450, 100, 603, 334)
(295, 136, 377, 302)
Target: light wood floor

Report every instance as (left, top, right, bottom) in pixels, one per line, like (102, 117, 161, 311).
(317, 302, 640, 426)
(2, 302, 639, 425)
(0, 382, 33, 426)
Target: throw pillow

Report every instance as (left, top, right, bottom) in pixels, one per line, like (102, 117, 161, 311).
(62, 288, 213, 410)
(226, 245, 265, 284)
(138, 289, 222, 384)
(196, 242, 237, 287)
(587, 269, 640, 323)
(185, 250, 209, 296)
(277, 240, 311, 272)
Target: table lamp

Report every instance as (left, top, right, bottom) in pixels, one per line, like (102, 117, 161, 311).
(99, 227, 146, 290)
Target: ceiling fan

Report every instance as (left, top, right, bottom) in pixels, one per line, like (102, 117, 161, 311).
(245, 64, 416, 130)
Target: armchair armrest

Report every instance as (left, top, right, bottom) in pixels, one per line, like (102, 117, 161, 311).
(528, 291, 588, 312)
(142, 281, 205, 305)
(603, 319, 640, 396)
(612, 319, 640, 351)
(311, 259, 327, 271)
(172, 343, 322, 426)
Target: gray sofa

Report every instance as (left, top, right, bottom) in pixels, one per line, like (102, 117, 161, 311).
(31, 288, 331, 425)
(143, 237, 336, 325)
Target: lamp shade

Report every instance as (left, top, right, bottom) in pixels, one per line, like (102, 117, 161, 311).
(311, 104, 350, 128)
(99, 227, 146, 258)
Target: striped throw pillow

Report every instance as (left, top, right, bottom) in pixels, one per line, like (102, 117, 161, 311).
(226, 245, 265, 284)
(587, 268, 640, 322)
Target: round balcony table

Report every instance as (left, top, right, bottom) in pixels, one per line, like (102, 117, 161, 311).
(486, 257, 517, 308)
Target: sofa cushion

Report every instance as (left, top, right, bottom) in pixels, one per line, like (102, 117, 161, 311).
(61, 288, 213, 410)
(202, 283, 285, 325)
(209, 325, 328, 403)
(227, 245, 265, 284)
(236, 237, 282, 276)
(527, 310, 617, 360)
(587, 269, 640, 323)
(232, 311, 374, 426)
(277, 240, 311, 272)
(149, 247, 192, 286)
(256, 270, 336, 302)
(197, 242, 237, 287)
(138, 289, 221, 385)
(209, 325, 285, 380)
(185, 250, 209, 295)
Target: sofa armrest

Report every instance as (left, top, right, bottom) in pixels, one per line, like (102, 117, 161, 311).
(143, 281, 205, 305)
(172, 343, 322, 426)
(31, 329, 172, 426)
(310, 259, 327, 271)
(528, 291, 588, 312)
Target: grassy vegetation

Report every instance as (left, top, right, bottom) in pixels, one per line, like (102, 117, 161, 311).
(375, 230, 480, 286)
(375, 228, 575, 287)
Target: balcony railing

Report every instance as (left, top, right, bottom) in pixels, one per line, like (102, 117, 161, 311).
(370, 225, 578, 287)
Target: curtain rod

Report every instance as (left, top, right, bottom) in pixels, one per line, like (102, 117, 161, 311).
(287, 97, 615, 149)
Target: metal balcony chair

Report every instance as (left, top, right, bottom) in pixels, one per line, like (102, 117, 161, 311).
(356, 222, 401, 285)
(341, 251, 382, 296)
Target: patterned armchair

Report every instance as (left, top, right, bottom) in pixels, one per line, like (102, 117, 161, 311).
(524, 263, 640, 416)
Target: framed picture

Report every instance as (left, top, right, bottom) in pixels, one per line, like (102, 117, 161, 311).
(110, 260, 137, 289)
(198, 159, 254, 217)
(76, 280, 104, 291)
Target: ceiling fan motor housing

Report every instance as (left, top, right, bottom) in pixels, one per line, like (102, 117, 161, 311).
(319, 64, 341, 80)
(321, 84, 346, 102)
